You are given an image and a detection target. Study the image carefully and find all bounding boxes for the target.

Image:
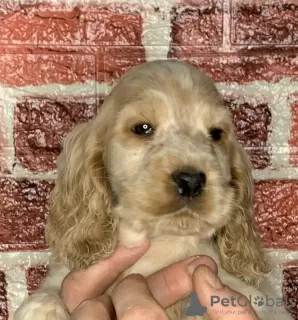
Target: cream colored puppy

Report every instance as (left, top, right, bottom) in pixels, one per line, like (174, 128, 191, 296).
(14, 60, 291, 320)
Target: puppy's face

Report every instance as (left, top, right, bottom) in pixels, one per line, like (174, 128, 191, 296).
(104, 62, 237, 238)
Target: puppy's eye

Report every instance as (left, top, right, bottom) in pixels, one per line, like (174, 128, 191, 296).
(132, 123, 154, 136)
(209, 128, 223, 141)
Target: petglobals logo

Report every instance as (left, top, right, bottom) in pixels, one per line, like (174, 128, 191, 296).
(180, 292, 207, 317)
(179, 292, 296, 319)
(210, 295, 296, 308)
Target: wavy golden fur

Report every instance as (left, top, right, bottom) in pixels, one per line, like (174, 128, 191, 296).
(46, 60, 268, 284)
(15, 60, 274, 320)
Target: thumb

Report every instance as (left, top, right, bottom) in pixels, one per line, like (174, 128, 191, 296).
(62, 240, 150, 312)
(191, 266, 259, 320)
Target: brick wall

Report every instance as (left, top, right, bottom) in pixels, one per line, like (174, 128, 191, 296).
(0, 0, 297, 319)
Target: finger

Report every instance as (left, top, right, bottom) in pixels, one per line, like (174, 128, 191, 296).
(112, 274, 168, 320)
(62, 240, 150, 312)
(192, 266, 259, 320)
(70, 295, 115, 320)
(147, 255, 218, 308)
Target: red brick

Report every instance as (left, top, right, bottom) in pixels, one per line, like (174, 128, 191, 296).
(14, 97, 96, 172)
(226, 99, 271, 169)
(231, 1, 298, 45)
(82, 8, 143, 45)
(0, 3, 81, 45)
(0, 2, 143, 46)
(289, 96, 298, 166)
(0, 178, 54, 251)
(283, 267, 298, 319)
(26, 265, 48, 295)
(0, 54, 95, 87)
(0, 271, 8, 320)
(254, 181, 298, 250)
(101, 47, 146, 84)
(168, 51, 298, 83)
(170, 1, 223, 46)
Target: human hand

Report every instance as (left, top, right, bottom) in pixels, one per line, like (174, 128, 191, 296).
(61, 239, 215, 319)
(61, 241, 259, 320)
(191, 265, 260, 320)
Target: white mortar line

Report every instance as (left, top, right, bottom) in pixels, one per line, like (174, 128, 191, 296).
(6, 268, 28, 317)
(0, 81, 97, 99)
(266, 249, 298, 266)
(1, 96, 15, 173)
(0, 251, 51, 267)
(141, 2, 172, 60)
(0, 170, 57, 180)
(253, 168, 298, 180)
(222, 0, 232, 51)
(267, 79, 292, 170)
(96, 83, 112, 97)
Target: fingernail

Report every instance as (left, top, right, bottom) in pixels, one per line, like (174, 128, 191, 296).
(188, 262, 224, 290)
(187, 257, 202, 275)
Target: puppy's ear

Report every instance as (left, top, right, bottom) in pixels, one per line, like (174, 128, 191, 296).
(216, 141, 270, 286)
(45, 110, 117, 270)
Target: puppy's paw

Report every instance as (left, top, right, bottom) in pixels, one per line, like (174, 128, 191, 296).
(13, 289, 69, 320)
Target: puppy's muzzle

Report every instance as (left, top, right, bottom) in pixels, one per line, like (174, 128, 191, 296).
(172, 170, 206, 198)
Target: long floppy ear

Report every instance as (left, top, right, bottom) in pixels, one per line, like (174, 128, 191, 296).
(45, 112, 117, 270)
(216, 141, 270, 287)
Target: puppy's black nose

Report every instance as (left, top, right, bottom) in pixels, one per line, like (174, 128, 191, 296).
(172, 171, 206, 198)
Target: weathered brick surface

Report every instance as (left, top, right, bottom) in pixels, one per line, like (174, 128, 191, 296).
(226, 99, 272, 169)
(101, 47, 146, 83)
(82, 9, 142, 45)
(26, 265, 48, 295)
(283, 267, 298, 319)
(0, 271, 8, 320)
(0, 54, 96, 87)
(255, 181, 298, 250)
(168, 51, 298, 83)
(0, 178, 55, 251)
(170, 1, 223, 46)
(231, 1, 298, 45)
(0, 3, 143, 46)
(14, 97, 96, 172)
(0, 3, 81, 45)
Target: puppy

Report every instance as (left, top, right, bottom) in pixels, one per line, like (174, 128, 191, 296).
(14, 60, 289, 320)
